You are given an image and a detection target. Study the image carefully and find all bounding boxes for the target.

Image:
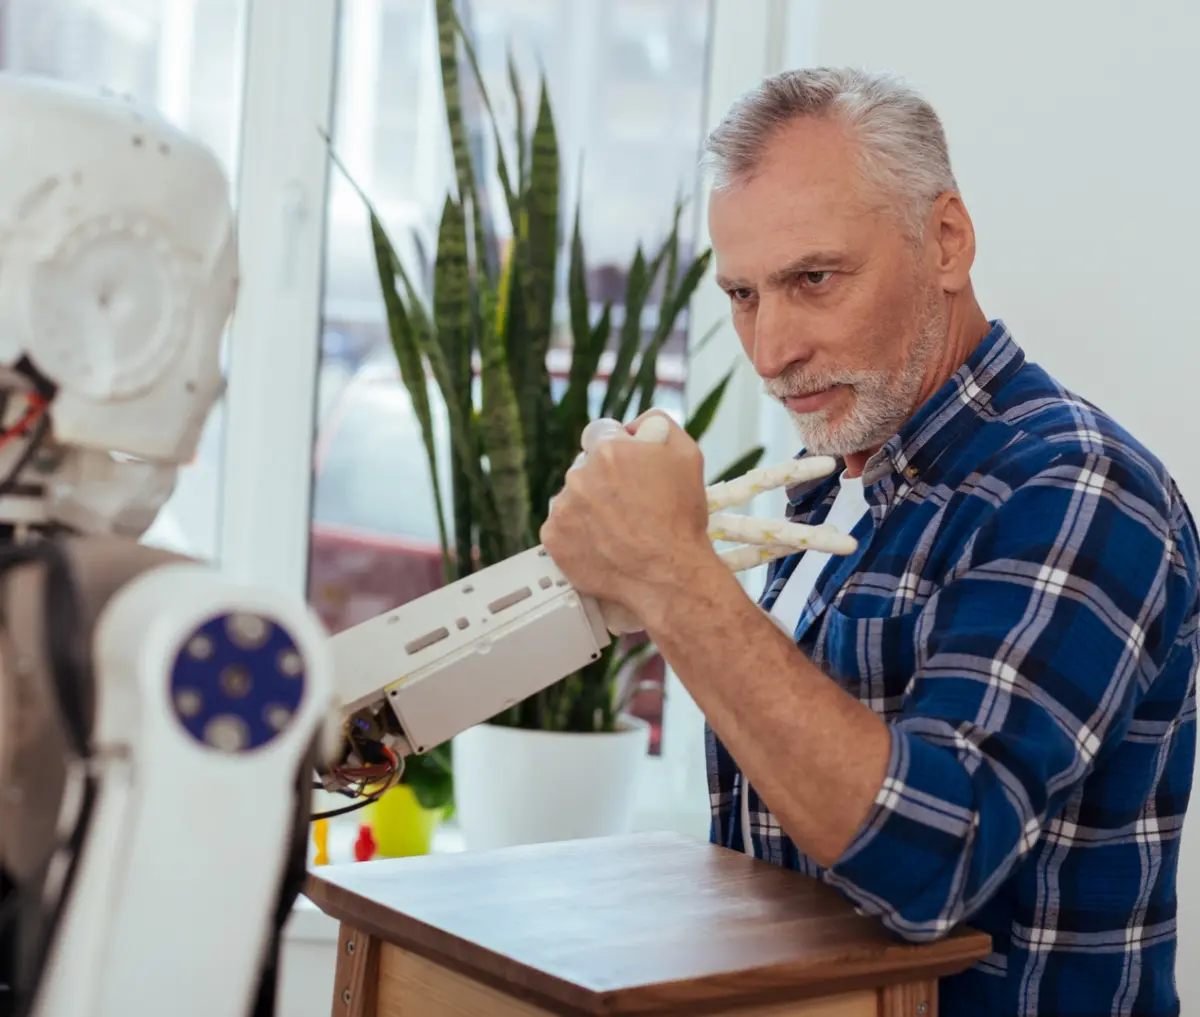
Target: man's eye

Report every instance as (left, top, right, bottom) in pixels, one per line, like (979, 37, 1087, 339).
(802, 271, 832, 286)
(728, 288, 755, 303)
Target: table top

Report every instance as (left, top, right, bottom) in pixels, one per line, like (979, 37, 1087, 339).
(305, 831, 991, 1015)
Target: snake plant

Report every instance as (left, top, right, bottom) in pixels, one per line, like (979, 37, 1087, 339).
(337, 0, 763, 735)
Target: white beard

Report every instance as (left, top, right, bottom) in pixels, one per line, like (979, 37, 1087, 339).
(766, 298, 946, 457)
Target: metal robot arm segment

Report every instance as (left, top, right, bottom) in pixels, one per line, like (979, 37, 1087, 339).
(1, 540, 336, 1017)
(328, 546, 613, 765)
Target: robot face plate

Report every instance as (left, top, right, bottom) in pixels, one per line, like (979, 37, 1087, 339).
(0, 74, 238, 468)
(169, 612, 308, 754)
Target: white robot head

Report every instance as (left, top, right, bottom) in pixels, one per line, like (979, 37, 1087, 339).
(0, 73, 238, 537)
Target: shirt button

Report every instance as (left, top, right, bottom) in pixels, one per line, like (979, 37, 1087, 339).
(904, 466, 919, 480)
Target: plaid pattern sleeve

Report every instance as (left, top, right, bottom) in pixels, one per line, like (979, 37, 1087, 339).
(827, 451, 1182, 932)
(710, 322, 1200, 1017)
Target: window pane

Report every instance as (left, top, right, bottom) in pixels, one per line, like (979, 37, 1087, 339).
(311, 0, 713, 756)
(0, 0, 248, 561)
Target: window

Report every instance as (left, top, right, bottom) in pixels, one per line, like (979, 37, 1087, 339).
(28, 0, 783, 840)
(308, 0, 714, 760)
(0, 0, 249, 561)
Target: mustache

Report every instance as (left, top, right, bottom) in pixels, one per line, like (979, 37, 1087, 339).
(763, 368, 875, 400)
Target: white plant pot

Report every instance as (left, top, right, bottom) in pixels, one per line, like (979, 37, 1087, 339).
(451, 715, 650, 851)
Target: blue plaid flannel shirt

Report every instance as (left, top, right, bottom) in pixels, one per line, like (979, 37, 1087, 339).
(708, 321, 1199, 1016)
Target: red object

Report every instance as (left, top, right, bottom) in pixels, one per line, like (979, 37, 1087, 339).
(353, 824, 376, 862)
(0, 391, 48, 451)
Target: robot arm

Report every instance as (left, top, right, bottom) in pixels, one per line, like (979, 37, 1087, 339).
(321, 421, 855, 805)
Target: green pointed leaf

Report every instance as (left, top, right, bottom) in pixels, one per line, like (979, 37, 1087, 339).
(444, 1, 518, 231)
(367, 214, 451, 583)
(501, 246, 529, 414)
(659, 197, 684, 310)
(558, 300, 611, 458)
(323, 137, 453, 579)
(433, 197, 470, 386)
(481, 250, 532, 558)
(435, 0, 496, 297)
(522, 77, 559, 364)
(567, 199, 590, 365)
(508, 46, 527, 195)
(627, 247, 713, 419)
(600, 245, 649, 419)
(432, 196, 476, 577)
(608, 213, 683, 420)
(707, 445, 766, 486)
(684, 368, 733, 443)
(388, 235, 490, 516)
(516, 76, 559, 516)
(434, 1, 477, 217)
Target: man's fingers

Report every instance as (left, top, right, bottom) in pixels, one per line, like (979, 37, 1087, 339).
(581, 417, 627, 452)
(629, 413, 671, 445)
(625, 408, 675, 437)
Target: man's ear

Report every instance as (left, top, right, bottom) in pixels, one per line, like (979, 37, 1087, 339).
(928, 191, 976, 294)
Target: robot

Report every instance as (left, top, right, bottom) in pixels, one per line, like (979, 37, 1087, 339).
(0, 75, 855, 1017)
(0, 73, 330, 1017)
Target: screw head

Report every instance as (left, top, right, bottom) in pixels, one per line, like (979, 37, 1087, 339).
(345, 940, 355, 954)
(917, 1003, 929, 1015)
(341, 988, 351, 1004)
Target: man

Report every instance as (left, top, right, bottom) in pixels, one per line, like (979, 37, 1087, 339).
(541, 67, 1199, 1017)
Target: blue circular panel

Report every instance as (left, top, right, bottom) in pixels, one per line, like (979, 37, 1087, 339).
(169, 612, 307, 753)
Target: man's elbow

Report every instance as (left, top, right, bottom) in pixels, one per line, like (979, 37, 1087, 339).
(876, 905, 965, 944)
(828, 884, 971, 945)
(824, 823, 1010, 944)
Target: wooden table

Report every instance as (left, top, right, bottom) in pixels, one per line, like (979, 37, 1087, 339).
(305, 831, 990, 1017)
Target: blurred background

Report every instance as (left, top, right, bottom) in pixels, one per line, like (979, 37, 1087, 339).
(0, 0, 707, 756)
(5, 0, 1199, 1013)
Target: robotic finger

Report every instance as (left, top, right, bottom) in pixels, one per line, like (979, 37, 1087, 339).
(567, 415, 858, 634)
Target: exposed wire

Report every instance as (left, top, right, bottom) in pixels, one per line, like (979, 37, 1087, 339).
(310, 745, 403, 822)
(0, 392, 48, 451)
(0, 393, 50, 501)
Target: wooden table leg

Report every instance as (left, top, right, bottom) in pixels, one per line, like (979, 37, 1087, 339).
(330, 923, 380, 1017)
(878, 979, 936, 1017)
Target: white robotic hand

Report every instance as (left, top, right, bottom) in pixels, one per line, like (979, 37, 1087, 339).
(570, 414, 859, 635)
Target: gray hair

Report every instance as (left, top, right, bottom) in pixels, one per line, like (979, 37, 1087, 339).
(703, 67, 959, 234)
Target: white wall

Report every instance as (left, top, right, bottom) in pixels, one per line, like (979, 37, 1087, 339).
(782, 0, 1200, 1005)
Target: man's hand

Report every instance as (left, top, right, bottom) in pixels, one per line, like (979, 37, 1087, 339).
(541, 411, 891, 868)
(540, 411, 717, 622)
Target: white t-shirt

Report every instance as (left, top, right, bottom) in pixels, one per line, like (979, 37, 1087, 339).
(742, 473, 869, 857)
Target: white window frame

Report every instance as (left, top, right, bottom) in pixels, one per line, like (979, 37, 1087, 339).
(627, 0, 799, 838)
(218, 0, 339, 597)
(218, 0, 803, 837)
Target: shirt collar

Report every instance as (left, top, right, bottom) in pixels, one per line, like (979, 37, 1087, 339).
(785, 319, 1024, 504)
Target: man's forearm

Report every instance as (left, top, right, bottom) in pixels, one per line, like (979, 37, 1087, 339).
(634, 554, 892, 867)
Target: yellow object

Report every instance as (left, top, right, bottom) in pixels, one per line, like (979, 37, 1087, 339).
(312, 818, 329, 866)
(366, 784, 441, 857)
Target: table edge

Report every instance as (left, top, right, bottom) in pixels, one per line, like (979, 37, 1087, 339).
(304, 873, 992, 1015)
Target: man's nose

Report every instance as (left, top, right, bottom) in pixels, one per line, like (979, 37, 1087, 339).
(752, 294, 806, 380)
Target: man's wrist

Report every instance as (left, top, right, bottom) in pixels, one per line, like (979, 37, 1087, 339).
(627, 543, 746, 639)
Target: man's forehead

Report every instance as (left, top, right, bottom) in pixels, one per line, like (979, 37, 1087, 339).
(707, 120, 888, 277)
(708, 179, 877, 282)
